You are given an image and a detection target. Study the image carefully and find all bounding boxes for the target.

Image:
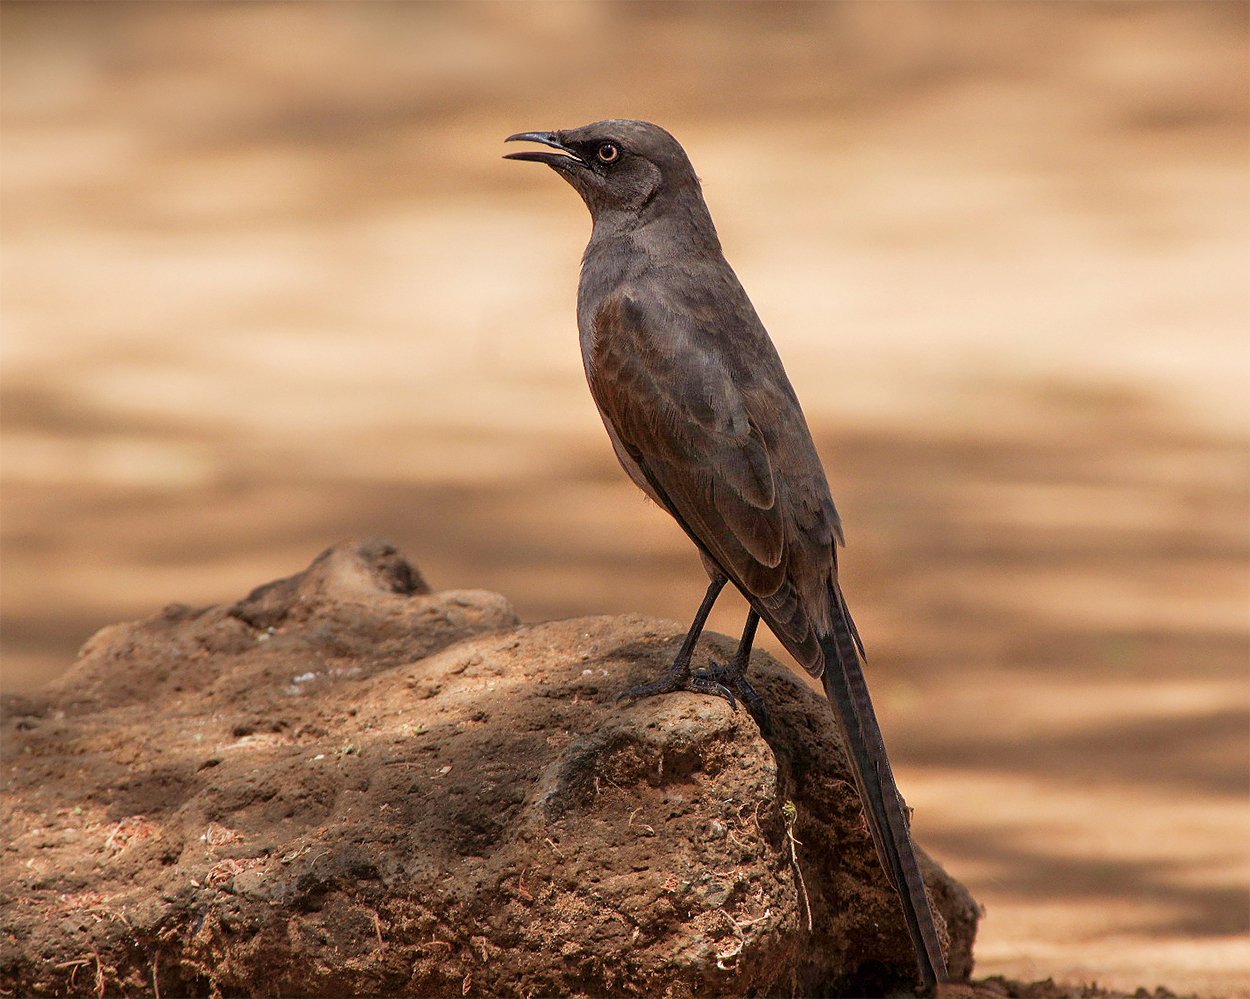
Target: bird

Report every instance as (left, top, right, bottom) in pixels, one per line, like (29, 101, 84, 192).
(505, 119, 948, 989)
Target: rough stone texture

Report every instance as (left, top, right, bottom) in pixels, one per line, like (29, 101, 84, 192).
(1, 540, 979, 997)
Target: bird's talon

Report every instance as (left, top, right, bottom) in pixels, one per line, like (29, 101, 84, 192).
(696, 660, 768, 726)
(688, 670, 739, 710)
(617, 669, 741, 712)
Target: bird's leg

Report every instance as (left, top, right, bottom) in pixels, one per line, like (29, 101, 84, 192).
(617, 573, 740, 709)
(697, 610, 768, 725)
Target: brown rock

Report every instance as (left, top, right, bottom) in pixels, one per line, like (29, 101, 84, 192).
(1, 540, 977, 997)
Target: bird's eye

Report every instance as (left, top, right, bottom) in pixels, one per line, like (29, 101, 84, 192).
(597, 142, 620, 164)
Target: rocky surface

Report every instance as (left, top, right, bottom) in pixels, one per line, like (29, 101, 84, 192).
(1, 540, 980, 997)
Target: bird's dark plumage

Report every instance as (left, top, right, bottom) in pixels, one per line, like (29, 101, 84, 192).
(506, 119, 947, 988)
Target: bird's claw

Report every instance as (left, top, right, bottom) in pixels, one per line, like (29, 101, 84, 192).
(701, 659, 769, 727)
(617, 670, 739, 711)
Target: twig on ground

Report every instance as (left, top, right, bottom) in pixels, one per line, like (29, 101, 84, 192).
(714, 906, 772, 970)
(782, 800, 812, 931)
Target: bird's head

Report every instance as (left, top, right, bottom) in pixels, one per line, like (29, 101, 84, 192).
(505, 119, 699, 223)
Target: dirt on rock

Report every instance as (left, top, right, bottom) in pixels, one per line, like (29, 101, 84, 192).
(2, 540, 983, 997)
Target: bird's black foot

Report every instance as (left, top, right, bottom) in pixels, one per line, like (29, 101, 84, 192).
(698, 658, 769, 727)
(617, 659, 739, 711)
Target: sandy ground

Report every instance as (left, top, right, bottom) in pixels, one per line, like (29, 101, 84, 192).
(2, 2, 1247, 995)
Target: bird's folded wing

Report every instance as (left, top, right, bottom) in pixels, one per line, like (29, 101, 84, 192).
(588, 294, 832, 673)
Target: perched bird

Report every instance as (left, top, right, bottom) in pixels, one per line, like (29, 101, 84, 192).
(505, 119, 947, 989)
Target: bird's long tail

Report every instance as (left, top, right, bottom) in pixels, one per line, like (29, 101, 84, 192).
(820, 586, 948, 987)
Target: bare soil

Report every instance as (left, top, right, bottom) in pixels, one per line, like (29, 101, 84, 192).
(3, 541, 983, 997)
(3, 541, 1209, 998)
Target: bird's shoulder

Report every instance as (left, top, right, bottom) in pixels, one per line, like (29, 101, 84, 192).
(588, 290, 746, 433)
(588, 285, 799, 432)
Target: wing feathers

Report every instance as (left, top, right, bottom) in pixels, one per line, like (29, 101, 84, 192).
(588, 293, 842, 672)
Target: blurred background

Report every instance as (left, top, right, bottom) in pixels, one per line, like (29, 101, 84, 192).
(2, 1, 1246, 993)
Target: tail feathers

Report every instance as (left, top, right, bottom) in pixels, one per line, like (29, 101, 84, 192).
(820, 596, 947, 987)
(831, 579, 866, 662)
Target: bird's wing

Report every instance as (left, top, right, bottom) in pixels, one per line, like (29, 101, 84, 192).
(587, 292, 837, 674)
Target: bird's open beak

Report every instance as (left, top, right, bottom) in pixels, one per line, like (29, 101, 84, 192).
(503, 131, 585, 169)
